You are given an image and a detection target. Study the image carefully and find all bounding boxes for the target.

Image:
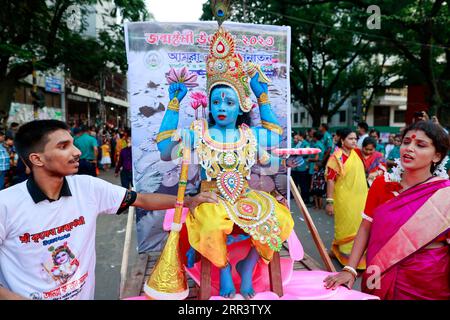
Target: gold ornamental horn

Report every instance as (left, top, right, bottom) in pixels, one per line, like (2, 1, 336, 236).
(144, 143, 191, 300)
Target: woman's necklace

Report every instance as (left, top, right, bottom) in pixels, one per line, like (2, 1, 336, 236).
(400, 175, 434, 193)
(341, 147, 351, 156)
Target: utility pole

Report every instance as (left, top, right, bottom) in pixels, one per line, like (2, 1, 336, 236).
(32, 57, 37, 119)
(31, 57, 44, 119)
(99, 71, 106, 125)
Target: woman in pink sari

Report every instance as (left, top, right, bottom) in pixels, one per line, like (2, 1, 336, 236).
(354, 137, 386, 186)
(324, 120, 450, 300)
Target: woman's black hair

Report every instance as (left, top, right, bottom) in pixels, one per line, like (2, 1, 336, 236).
(207, 84, 251, 127)
(362, 137, 377, 148)
(298, 130, 307, 139)
(336, 128, 353, 148)
(401, 120, 450, 173)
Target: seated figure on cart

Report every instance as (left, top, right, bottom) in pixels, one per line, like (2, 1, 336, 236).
(155, 22, 301, 298)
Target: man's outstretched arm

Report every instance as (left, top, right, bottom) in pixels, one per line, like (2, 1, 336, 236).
(132, 191, 218, 212)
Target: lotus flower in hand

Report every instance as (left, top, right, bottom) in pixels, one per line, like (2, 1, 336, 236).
(166, 67, 198, 88)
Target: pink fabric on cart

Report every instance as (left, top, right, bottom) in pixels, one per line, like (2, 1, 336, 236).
(184, 240, 377, 300)
(163, 207, 189, 231)
(124, 209, 378, 300)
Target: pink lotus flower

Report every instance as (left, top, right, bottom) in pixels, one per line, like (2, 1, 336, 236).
(190, 92, 207, 107)
(190, 100, 201, 110)
(166, 67, 198, 88)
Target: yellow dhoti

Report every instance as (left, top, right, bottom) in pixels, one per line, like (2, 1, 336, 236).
(186, 183, 294, 268)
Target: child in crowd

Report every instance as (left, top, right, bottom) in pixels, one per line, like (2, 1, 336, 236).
(100, 138, 111, 171)
(310, 163, 326, 210)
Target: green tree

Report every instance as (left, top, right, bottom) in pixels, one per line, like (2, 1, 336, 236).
(286, 0, 450, 123)
(201, 0, 393, 126)
(0, 0, 149, 123)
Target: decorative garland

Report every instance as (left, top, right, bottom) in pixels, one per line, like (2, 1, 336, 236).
(385, 156, 450, 183)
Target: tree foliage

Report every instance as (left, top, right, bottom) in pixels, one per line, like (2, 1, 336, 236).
(201, 0, 394, 126)
(201, 0, 450, 125)
(0, 0, 148, 121)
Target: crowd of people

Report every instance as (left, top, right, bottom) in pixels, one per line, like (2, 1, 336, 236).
(0, 113, 448, 300)
(291, 118, 450, 210)
(0, 122, 134, 191)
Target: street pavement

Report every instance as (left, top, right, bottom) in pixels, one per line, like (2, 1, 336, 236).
(94, 169, 138, 300)
(94, 170, 360, 299)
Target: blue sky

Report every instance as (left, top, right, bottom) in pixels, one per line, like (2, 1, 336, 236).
(145, 0, 206, 22)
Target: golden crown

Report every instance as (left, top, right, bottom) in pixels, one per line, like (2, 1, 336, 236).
(206, 26, 253, 113)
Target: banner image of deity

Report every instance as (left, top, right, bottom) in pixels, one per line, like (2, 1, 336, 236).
(124, 21, 291, 251)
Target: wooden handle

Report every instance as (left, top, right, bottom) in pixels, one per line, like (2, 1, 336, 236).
(173, 145, 190, 224)
(289, 177, 336, 272)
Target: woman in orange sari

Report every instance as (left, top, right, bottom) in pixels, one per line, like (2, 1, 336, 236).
(324, 120, 450, 300)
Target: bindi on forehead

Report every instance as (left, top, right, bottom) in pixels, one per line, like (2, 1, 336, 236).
(411, 134, 416, 139)
(221, 91, 226, 99)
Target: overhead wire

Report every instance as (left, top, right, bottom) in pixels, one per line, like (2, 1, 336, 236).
(253, 7, 450, 51)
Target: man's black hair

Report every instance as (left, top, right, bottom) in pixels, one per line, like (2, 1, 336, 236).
(313, 131, 323, 140)
(369, 129, 380, 138)
(15, 120, 69, 169)
(357, 122, 369, 132)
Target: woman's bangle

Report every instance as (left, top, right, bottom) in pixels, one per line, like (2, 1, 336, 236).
(326, 198, 334, 205)
(342, 266, 358, 278)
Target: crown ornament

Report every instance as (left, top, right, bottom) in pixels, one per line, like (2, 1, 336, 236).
(207, 2, 253, 113)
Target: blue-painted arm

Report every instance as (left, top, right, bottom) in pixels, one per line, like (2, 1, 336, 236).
(156, 83, 194, 161)
(250, 72, 283, 147)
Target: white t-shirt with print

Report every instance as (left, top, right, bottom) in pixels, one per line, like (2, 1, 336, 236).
(0, 175, 126, 300)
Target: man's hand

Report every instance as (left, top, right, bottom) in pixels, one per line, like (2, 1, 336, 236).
(184, 191, 218, 215)
(114, 172, 119, 177)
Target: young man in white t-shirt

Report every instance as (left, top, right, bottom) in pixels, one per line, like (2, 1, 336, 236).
(0, 120, 217, 300)
(356, 121, 369, 149)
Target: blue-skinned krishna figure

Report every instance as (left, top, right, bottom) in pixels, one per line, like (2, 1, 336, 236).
(156, 24, 297, 299)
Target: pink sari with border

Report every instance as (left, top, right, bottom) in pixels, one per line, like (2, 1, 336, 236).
(362, 179, 450, 300)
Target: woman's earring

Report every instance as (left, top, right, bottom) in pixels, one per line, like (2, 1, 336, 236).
(432, 156, 449, 179)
